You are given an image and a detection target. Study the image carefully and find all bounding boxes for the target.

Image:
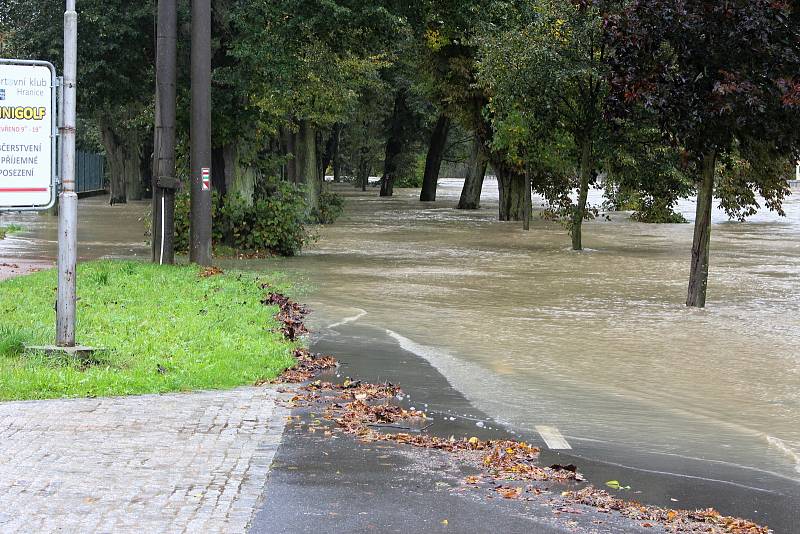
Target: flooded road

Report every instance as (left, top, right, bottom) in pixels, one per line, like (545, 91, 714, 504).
(2, 182, 799, 491)
(270, 179, 800, 490)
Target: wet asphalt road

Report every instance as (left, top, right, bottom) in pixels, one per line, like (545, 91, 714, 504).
(250, 323, 800, 533)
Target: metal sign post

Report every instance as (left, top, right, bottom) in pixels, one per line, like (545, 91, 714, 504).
(0, 2, 83, 352)
(56, 0, 78, 347)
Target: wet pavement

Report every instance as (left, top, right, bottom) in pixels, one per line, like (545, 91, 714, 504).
(252, 321, 800, 533)
(0, 387, 289, 533)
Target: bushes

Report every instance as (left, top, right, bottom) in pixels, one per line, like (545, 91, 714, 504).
(169, 181, 344, 257)
(218, 183, 310, 256)
(314, 188, 344, 224)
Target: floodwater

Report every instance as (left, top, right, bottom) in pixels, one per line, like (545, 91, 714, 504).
(1, 180, 799, 489)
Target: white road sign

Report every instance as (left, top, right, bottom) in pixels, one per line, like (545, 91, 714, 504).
(0, 60, 57, 210)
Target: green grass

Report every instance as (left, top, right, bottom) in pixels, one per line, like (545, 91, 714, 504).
(0, 260, 298, 400)
(0, 224, 24, 240)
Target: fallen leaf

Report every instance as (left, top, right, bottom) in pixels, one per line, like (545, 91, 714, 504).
(496, 486, 522, 499)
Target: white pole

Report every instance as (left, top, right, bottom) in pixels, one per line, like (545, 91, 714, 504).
(56, 0, 78, 347)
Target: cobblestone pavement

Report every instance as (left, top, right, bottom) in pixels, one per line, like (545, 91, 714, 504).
(0, 387, 290, 533)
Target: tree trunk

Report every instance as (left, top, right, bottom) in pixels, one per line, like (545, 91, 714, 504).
(496, 160, 525, 221)
(316, 129, 326, 183)
(523, 169, 532, 231)
(284, 126, 297, 184)
(101, 122, 143, 205)
(380, 90, 412, 197)
(223, 143, 255, 206)
(686, 150, 717, 308)
(331, 124, 342, 183)
(296, 120, 320, 214)
(357, 149, 369, 192)
(138, 133, 153, 200)
(458, 137, 488, 210)
(571, 139, 592, 251)
(420, 115, 451, 202)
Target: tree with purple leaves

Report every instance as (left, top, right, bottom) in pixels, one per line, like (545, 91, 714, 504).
(605, 0, 800, 308)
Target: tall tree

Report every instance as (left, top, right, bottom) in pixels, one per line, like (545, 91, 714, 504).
(475, 0, 610, 243)
(419, 114, 452, 202)
(607, 0, 800, 307)
(229, 0, 400, 214)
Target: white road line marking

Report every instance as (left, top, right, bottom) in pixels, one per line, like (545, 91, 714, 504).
(536, 425, 572, 450)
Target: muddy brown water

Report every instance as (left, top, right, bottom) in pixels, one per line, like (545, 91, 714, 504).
(1, 181, 798, 489)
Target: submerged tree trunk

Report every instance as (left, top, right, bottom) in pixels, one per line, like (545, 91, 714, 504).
(686, 150, 717, 308)
(420, 115, 451, 202)
(296, 120, 320, 214)
(101, 122, 144, 205)
(458, 137, 488, 210)
(322, 124, 341, 183)
(523, 170, 532, 231)
(357, 148, 370, 192)
(331, 124, 343, 183)
(496, 160, 525, 221)
(571, 139, 593, 250)
(380, 90, 413, 197)
(316, 129, 326, 183)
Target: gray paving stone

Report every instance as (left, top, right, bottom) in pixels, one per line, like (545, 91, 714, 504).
(0, 387, 290, 533)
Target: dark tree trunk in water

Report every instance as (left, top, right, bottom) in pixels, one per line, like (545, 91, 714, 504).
(420, 115, 451, 202)
(571, 139, 592, 250)
(523, 170, 532, 231)
(101, 122, 144, 205)
(380, 90, 413, 197)
(458, 137, 488, 210)
(686, 151, 717, 308)
(316, 129, 326, 183)
(496, 160, 525, 221)
(296, 120, 320, 214)
(331, 124, 342, 183)
(322, 124, 342, 182)
(357, 147, 370, 192)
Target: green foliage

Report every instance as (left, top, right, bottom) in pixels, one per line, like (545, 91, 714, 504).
(606, 0, 800, 216)
(314, 188, 345, 224)
(171, 181, 312, 257)
(629, 197, 687, 224)
(394, 150, 427, 188)
(0, 261, 297, 400)
(0, 224, 23, 240)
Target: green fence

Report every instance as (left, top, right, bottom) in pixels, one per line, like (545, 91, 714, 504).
(75, 150, 105, 194)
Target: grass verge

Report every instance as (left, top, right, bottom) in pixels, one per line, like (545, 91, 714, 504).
(0, 260, 297, 400)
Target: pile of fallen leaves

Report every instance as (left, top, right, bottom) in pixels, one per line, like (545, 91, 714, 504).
(262, 290, 310, 341)
(261, 348, 338, 385)
(562, 488, 770, 533)
(260, 289, 770, 534)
